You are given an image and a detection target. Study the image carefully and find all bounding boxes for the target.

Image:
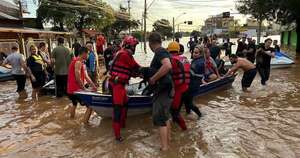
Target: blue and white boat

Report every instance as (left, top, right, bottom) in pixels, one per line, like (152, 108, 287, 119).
(0, 66, 14, 82)
(75, 75, 236, 117)
(271, 51, 295, 68)
(225, 51, 295, 69)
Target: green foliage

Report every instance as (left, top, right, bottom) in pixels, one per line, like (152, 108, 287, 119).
(132, 31, 143, 41)
(174, 32, 182, 39)
(190, 30, 201, 37)
(102, 6, 140, 39)
(152, 19, 173, 38)
(37, 0, 115, 32)
(236, 0, 275, 21)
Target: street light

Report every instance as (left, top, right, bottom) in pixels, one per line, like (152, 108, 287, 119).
(173, 12, 186, 40)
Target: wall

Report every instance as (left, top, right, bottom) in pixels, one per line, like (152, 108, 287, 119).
(281, 30, 298, 50)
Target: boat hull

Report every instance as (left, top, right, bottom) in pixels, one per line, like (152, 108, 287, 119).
(191, 75, 236, 96)
(75, 75, 236, 118)
(75, 91, 153, 117)
(0, 66, 14, 82)
(225, 52, 295, 69)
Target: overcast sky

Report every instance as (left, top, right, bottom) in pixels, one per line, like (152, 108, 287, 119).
(104, 0, 248, 31)
(5, 0, 248, 31)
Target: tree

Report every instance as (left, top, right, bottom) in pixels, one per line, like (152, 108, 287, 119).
(274, 0, 300, 52)
(228, 20, 242, 38)
(152, 19, 173, 39)
(174, 32, 182, 39)
(236, 0, 274, 43)
(190, 30, 201, 38)
(102, 6, 140, 41)
(36, 0, 115, 32)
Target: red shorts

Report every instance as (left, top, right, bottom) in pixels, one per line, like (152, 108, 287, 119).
(109, 81, 128, 106)
(172, 84, 188, 109)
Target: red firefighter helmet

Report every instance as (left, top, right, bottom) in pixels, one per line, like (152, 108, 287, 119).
(122, 36, 139, 47)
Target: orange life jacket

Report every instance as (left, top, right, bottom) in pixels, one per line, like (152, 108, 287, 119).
(171, 55, 191, 85)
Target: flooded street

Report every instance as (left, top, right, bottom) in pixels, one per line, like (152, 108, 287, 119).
(1, 38, 300, 158)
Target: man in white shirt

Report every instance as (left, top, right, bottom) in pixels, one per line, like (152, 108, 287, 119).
(2, 46, 34, 92)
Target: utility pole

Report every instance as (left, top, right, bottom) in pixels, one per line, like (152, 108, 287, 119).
(18, 0, 23, 19)
(128, 0, 131, 35)
(172, 17, 175, 41)
(143, 0, 147, 53)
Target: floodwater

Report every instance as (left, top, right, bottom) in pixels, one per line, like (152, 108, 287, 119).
(1, 36, 300, 158)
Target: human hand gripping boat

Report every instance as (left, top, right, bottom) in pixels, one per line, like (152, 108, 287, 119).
(74, 75, 236, 118)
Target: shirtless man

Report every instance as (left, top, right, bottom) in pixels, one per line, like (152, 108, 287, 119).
(225, 54, 257, 91)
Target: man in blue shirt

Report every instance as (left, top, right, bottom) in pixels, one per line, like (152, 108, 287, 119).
(86, 42, 98, 83)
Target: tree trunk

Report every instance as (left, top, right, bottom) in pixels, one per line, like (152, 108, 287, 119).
(257, 19, 262, 44)
(59, 22, 64, 31)
(296, 19, 300, 53)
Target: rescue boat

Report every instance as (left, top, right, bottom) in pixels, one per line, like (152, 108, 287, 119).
(225, 51, 295, 69)
(0, 66, 14, 82)
(74, 75, 236, 117)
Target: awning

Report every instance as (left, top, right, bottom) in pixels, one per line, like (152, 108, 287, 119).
(82, 29, 101, 36)
(0, 27, 73, 35)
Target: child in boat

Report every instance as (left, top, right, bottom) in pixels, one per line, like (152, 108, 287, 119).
(225, 54, 257, 91)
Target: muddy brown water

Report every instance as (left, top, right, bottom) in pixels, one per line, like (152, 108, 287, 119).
(1, 50, 300, 157)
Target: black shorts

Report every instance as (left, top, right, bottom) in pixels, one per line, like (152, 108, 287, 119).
(242, 68, 257, 88)
(152, 90, 173, 126)
(31, 72, 46, 88)
(68, 94, 85, 106)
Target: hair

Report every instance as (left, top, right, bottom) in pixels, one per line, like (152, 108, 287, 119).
(229, 54, 238, 59)
(148, 32, 162, 44)
(30, 45, 37, 50)
(11, 46, 18, 51)
(273, 40, 278, 43)
(265, 38, 272, 43)
(86, 41, 93, 45)
(107, 42, 112, 46)
(57, 37, 64, 44)
(194, 45, 206, 56)
(78, 46, 88, 55)
(175, 38, 179, 43)
(38, 42, 46, 49)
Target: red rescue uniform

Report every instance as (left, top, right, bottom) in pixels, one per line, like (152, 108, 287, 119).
(109, 48, 140, 140)
(170, 54, 191, 130)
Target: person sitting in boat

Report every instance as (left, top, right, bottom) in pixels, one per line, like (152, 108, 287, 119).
(225, 54, 257, 91)
(109, 36, 141, 142)
(204, 48, 220, 83)
(67, 47, 97, 124)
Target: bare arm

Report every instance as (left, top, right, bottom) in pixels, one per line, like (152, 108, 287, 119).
(225, 62, 240, 77)
(83, 65, 97, 90)
(150, 58, 172, 83)
(1, 58, 8, 67)
(75, 61, 85, 90)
